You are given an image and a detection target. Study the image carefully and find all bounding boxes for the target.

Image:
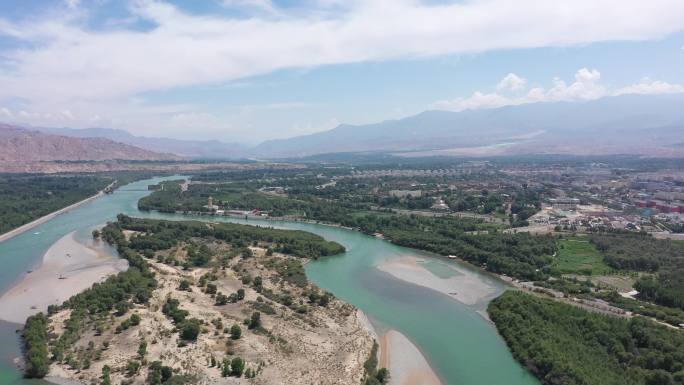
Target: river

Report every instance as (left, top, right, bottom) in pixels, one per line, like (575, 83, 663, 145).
(0, 176, 538, 385)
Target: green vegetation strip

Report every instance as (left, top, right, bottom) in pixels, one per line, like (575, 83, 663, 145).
(140, 180, 555, 281)
(0, 174, 110, 234)
(489, 291, 684, 385)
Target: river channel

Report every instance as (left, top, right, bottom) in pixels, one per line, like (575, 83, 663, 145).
(0, 176, 538, 385)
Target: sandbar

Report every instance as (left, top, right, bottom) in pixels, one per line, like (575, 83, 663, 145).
(0, 231, 127, 323)
(376, 256, 499, 307)
(379, 329, 442, 385)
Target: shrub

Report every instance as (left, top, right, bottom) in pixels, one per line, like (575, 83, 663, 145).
(230, 324, 242, 340)
(180, 319, 201, 341)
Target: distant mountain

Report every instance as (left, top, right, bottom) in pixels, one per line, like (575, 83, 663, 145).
(0, 124, 182, 162)
(35, 126, 249, 159)
(252, 93, 684, 158)
(13, 93, 684, 161)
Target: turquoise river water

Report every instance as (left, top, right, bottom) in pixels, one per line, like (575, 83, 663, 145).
(0, 176, 539, 385)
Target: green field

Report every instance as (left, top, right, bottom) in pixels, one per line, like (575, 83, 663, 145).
(553, 237, 611, 275)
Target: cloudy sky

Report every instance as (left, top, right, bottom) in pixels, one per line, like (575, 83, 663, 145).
(1, 0, 683, 143)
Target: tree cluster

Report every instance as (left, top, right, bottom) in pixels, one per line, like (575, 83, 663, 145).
(489, 291, 684, 385)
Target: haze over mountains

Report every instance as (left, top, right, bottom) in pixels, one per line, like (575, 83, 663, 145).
(6, 93, 684, 161)
(0, 124, 181, 163)
(34, 126, 249, 159)
(253, 93, 684, 158)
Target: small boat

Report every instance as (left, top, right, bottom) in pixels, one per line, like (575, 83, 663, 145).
(447, 255, 457, 259)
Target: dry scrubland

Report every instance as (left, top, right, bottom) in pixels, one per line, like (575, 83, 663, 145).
(44, 231, 374, 385)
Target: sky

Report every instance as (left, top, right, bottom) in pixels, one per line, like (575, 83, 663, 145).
(0, 0, 683, 144)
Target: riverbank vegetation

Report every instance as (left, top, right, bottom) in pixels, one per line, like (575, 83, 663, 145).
(22, 313, 50, 378)
(362, 342, 390, 385)
(138, 174, 684, 324)
(139, 174, 542, 228)
(0, 171, 171, 235)
(489, 291, 684, 385)
(0, 174, 110, 234)
(111, 214, 345, 259)
(589, 233, 684, 310)
(139, 180, 557, 281)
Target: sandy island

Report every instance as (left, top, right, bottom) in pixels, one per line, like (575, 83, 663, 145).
(377, 256, 499, 307)
(379, 329, 442, 385)
(0, 231, 127, 324)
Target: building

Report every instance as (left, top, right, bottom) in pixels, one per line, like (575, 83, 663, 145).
(204, 196, 219, 211)
(431, 198, 450, 211)
(389, 190, 422, 198)
(548, 198, 580, 210)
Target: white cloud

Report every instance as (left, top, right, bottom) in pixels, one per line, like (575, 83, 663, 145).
(65, 0, 79, 9)
(1, 1, 684, 139)
(496, 73, 527, 92)
(432, 68, 684, 111)
(220, 0, 279, 15)
(1, 0, 684, 105)
(615, 78, 684, 95)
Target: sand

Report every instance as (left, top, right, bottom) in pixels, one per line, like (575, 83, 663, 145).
(376, 256, 498, 306)
(0, 231, 127, 324)
(379, 329, 442, 385)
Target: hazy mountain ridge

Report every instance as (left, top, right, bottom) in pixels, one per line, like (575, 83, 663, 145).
(9, 93, 684, 160)
(0, 124, 182, 162)
(34, 126, 249, 159)
(252, 93, 684, 158)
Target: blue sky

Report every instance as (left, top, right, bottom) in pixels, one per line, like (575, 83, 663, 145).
(0, 0, 683, 143)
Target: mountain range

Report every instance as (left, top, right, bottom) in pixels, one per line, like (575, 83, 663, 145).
(251, 93, 684, 158)
(0, 124, 181, 163)
(6, 93, 684, 161)
(34, 126, 249, 159)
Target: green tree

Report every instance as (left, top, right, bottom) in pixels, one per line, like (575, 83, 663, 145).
(178, 279, 191, 291)
(231, 357, 245, 377)
(147, 361, 162, 385)
(22, 313, 49, 378)
(215, 293, 229, 306)
(180, 319, 201, 341)
(102, 365, 112, 385)
(221, 359, 230, 377)
(248, 312, 261, 330)
(230, 324, 242, 340)
(376, 368, 390, 384)
(138, 340, 147, 358)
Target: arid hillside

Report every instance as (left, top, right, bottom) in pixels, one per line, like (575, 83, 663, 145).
(0, 124, 182, 162)
(33, 217, 377, 385)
